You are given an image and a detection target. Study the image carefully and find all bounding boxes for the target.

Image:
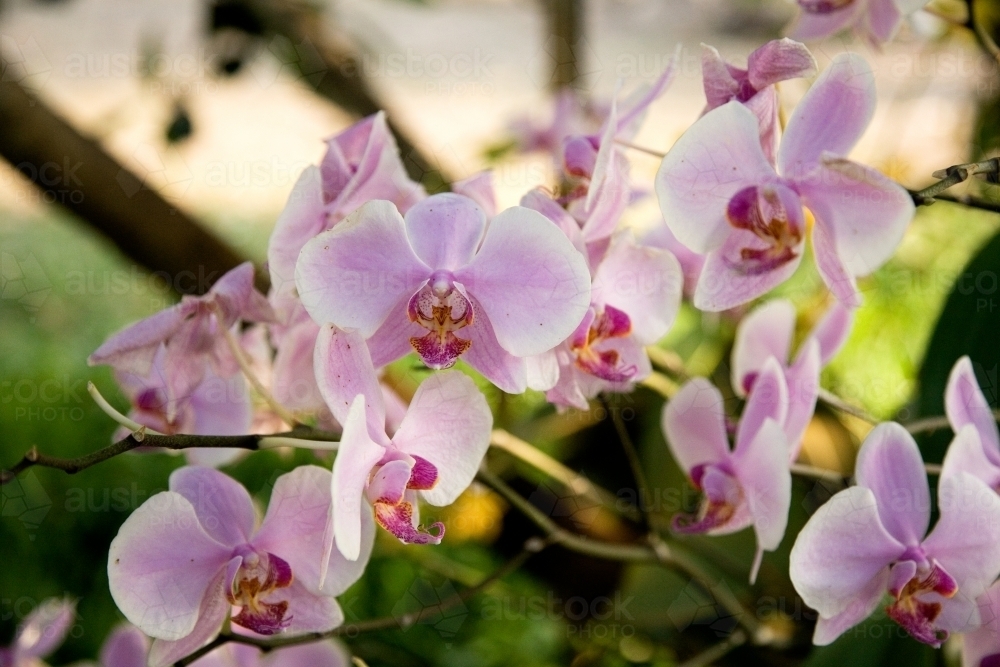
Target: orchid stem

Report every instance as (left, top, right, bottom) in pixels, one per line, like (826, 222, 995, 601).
(489, 429, 637, 521)
(217, 319, 299, 427)
(677, 629, 748, 667)
(817, 388, 878, 424)
(0, 427, 340, 485)
(602, 394, 656, 532)
(87, 382, 163, 438)
(614, 138, 666, 158)
(909, 158, 1000, 209)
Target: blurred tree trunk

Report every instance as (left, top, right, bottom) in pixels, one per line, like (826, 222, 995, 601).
(543, 0, 585, 91)
(0, 61, 260, 295)
(240, 0, 449, 191)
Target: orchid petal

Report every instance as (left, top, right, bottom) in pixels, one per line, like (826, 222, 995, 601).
(13, 599, 75, 661)
(746, 38, 817, 90)
(854, 422, 931, 546)
(693, 229, 804, 312)
(453, 171, 497, 219)
(731, 299, 796, 396)
(295, 200, 428, 337)
(454, 206, 591, 357)
(449, 298, 528, 394)
(168, 467, 256, 548)
(808, 299, 854, 367)
(946, 356, 1000, 458)
(779, 53, 876, 177)
(790, 486, 905, 621)
(267, 167, 327, 302)
(330, 396, 386, 561)
(868, 0, 904, 43)
(737, 357, 789, 448)
(274, 580, 344, 635)
(314, 325, 387, 439)
(88, 306, 187, 375)
(812, 221, 861, 308)
(404, 194, 487, 271)
(942, 425, 1000, 490)
(655, 101, 777, 254)
(254, 466, 373, 597)
(961, 581, 1000, 667)
(108, 492, 230, 640)
(662, 378, 731, 474)
(784, 339, 821, 461)
(733, 418, 792, 580)
(788, 3, 864, 42)
(146, 571, 228, 667)
(924, 473, 1000, 601)
(591, 231, 683, 344)
(700, 44, 741, 109)
(99, 625, 149, 667)
(392, 371, 493, 506)
(798, 156, 914, 277)
(812, 569, 890, 645)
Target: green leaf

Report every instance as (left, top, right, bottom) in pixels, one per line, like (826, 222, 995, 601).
(916, 227, 1000, 463)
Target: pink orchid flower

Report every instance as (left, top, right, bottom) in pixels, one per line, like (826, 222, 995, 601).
(313, 326, 492, 560)
(294, 194, 592, 394)
(655, 53, 914, 311)
(559, 61, 678, 251)
(789, 0, 930, 46)
(662, 359, 792, 582)
(108, 466, 370, 667)
(963, 580, 1000, 667)
(731, 299, 853, 460)
(86, 624, 349, 667)
(941, 356, 1000, 490)
(190, 640, 349, 667)
(790, 423, 1000, 646)
(0, 598, 74, 667)
(267, 112, 425, 307)
(641, 221, 706, 299)
(701, 38, 817, 162)
(112, 339, 257, 468)
(540, 230, 683, 411)
(89, 263, 274, 422)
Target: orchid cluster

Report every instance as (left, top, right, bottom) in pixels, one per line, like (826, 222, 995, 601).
(10, 9, 1000, 666)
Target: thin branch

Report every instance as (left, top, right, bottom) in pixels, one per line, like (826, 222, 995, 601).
(645, 347, 691, 381)
(817, 388, 878, 425)
(175, 537, 547, 665)
(640, 371, 680, 399)
(614, 139, 666, 158)
(904, 409, 1000, 435)
(789, 462, 849, 485)
(677, 629, 747, 667)
(475, 467, 764, 641)
(602, 395, 655, 532)
(910, 158, 1000, 205)
(931, 192, 1000, 214)
(490, 429, 639, 522)
(0, 427, 339, 485)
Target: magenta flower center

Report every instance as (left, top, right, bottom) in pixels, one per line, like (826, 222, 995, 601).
(885, 559, 958, 647)
(725, 185, 804, 275)
(570, 305, 637, 382)
(672, 463, 744, 534)
(226, 547, 294, 635)
(407, 272, 474, 370)
(368, 455, 445, 546)
(798, 0, 856, 14)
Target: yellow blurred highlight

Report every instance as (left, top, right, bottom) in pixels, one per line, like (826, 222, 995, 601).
(439, 484, 507, 543)
(797, 413, 862, 476)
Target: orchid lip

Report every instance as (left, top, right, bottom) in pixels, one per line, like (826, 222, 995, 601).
(672, 464, 743, 535)
(884, 559, 958, 647)
(407, 278, 475, 369)
(570, 305, 637, 382)
(226, 547, 294, 636)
